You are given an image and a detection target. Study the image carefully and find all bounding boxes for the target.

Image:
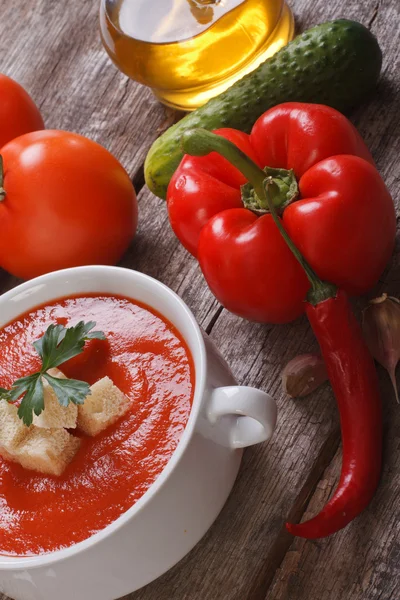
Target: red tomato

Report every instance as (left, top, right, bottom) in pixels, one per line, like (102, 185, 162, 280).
(0, 130, 137, 279)
(0, 74, 44, 148)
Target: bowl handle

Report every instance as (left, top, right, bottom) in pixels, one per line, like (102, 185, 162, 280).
(207, 386, 277, 449)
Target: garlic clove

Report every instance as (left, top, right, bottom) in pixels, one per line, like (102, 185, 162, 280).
(282, 354, 328, 398)
(362, 293, 400, 403)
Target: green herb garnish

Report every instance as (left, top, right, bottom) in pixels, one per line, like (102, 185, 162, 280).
(0, 321, 105, 426)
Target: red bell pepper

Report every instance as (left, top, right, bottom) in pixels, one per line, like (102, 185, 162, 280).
(167, 103, 396, 324)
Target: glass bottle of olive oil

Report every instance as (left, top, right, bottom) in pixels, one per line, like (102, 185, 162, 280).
(100, 0, 294, 111)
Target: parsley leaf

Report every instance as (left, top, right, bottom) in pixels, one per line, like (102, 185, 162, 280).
(0, 321, 105, 426)
(16, 375, 43, 426)
(34, 321, 105, 370)
(43, 373, 90, 407)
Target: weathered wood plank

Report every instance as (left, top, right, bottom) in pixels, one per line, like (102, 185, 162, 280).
(0, 0, 176, 296)
(0, 0, 399, 599)
(122, 187, 220, 328)
(0, 3, 219, 600)
(265, 1, 400, 598)
(267, 391, 400, 600)
(129, 0, 400, 599)
(0, 0, 219, 323)
(0, 0, 166, 175)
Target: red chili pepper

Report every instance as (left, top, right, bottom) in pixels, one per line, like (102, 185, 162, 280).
(268, 192, 383, 538)
(180, 128, 383, 538)
(287, 290, 382, 538)
(168, 103, 396, 324)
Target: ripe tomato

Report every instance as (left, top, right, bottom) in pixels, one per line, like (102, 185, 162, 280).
(0, 74, 44, 148)
(0, 130, 137, 279)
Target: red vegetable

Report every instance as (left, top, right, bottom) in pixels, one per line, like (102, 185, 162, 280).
(0, 74, 44, 148)
(0, 130, 137, 280)
(168, 103, 396, 324)
(181, 128, 383, 537)
(286, 290, 382, 538)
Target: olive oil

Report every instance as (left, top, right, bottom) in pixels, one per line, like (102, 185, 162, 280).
(100, 0, 294, 110)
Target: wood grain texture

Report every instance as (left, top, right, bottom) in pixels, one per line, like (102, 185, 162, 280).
(0, 0, 218, 314)
(0, 3, 218, 600)
(0, 0, 166, 173)
(267, 396, 400, 600)
(0, 0, 399, 599)
(122, 187, 220, 329)
(265, 1, 400, 598)
(129, 1, 400, 599)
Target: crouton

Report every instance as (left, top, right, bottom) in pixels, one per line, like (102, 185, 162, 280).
(32, 368, 78, 429)
(15, 427, 81, 476)
(0, 401, 31, 460)
(77, 376, 130, 437)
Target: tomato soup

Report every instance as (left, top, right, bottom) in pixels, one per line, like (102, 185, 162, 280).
(0, 295, 195, 555)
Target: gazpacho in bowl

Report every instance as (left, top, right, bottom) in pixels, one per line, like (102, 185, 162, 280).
(0, 293, 194, 556)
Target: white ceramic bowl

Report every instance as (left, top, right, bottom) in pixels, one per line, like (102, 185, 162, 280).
(0, 266, 277, 600)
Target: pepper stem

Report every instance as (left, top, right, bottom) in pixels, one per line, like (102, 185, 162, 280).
(262, 178, 336, 304)
(181, 128, 337, 305)
(182, 128, 267, 198)
(0, 156, 5, 202)
(182, 128, 299, 212)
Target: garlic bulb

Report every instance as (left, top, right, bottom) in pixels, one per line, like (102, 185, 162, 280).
(282, 354, 328, 398)
(362, 294, 400, 403)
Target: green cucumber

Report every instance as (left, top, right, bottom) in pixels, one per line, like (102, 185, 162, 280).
(144, 19, 382, 200)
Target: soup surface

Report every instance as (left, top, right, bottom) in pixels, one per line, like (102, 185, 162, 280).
(0, 294, 195, 555)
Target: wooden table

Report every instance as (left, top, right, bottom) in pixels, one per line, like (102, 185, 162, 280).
(0, 0, 399, 598)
